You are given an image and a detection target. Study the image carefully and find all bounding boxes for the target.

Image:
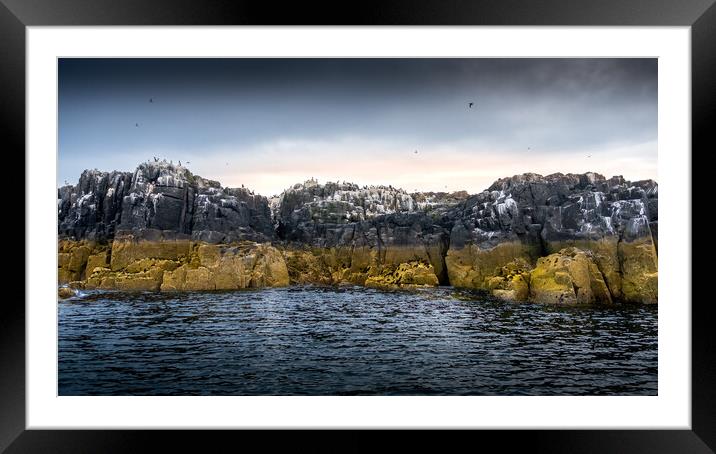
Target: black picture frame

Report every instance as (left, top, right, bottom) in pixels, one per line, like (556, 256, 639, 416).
(3, 0, 712, 451)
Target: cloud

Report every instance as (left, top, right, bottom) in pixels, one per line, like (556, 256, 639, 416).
(151, 136, 658, 196)
(58, 58, 657, 193)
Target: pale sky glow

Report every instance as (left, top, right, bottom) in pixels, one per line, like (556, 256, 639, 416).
(58, 58, 657, 195)
(147, 137, 657, 196)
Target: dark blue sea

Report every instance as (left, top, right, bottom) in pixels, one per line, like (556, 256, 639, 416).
(58, 286, 658, 395)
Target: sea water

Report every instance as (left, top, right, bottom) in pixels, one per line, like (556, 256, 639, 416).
(58, 286, 657, 395)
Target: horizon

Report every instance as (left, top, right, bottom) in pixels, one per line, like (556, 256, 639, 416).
(58, 159, 656, 199)
(59, 58, 657, 195)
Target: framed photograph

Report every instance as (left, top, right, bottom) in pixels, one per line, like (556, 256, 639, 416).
(5, 0, 712, 451)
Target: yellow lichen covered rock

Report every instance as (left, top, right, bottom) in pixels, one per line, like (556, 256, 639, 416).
(618, 238, 658, 304)
(59, 231, 656, 304)
(160, 265, 187, 291)
(529, 247, 612, 305)
(283, 249, 334, 285)
(344, 246, 376, 279)
(110, 235, 191, 271)
(58, 240, 106, 284)
(85, 251, 110, 275)
(282, 244, 445, 287)
(58, 253, 71, 268)
(124, 258, 179, 274)
(197, 244, 222, 268)
(58, 268, 80, 285)
(115, 268, 165, 292)
(85, 257, 175, 292)
(284, 244, 442, 288)
(67, 245, 91, 272)
(183, 267, 214, 291)
(58, 286, 76, 299)
(364, 261, 439, 289)
(157, 242, 289, 291)
(445, 241, 535, 290)
(545, 237, 622, 300)
(84, 267, 112, 289)
(486, 258, 532, 302)
(248, 243, 290, 287)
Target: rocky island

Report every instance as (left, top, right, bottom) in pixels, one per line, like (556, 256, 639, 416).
(58, 161, 658, 305)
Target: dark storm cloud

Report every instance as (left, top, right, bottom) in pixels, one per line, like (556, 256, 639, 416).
(59, 58, 656, 110)
(58, 58, 657, 194)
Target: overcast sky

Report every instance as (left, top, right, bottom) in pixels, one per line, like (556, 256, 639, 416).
(58, 58, 657, 196)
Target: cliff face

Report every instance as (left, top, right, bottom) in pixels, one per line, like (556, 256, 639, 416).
(58, 170, 133, 241)
(272, 180, 463, 285)
(59, 161, 274, 243)
(58, 162, 657, 304)
(445, 172, 658, 303)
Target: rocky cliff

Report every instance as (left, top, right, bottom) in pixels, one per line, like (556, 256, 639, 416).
(445, 172, 658, 303)
(59, 161, 274, 243)
(58, 161, 657, 304)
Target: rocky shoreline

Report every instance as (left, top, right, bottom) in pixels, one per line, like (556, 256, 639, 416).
(58, 161, 658, 305)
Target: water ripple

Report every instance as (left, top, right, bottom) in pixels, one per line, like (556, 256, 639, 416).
(58, 286, 657, 395)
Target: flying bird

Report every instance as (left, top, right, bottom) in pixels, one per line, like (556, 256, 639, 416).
(468, 102, 474, 108)
(153, 156, 158, 162)
(135, 123, 139, 127)
(149, 98, 153, 103)
(587, 155, 592, 158)
(186, 161, 190, 164)
(414, 150, 418, 154)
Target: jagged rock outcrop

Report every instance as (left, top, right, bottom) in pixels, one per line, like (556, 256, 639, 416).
(273, 180, 457, 285)
(444, 172, 657, 302)
(58, 170, 133, 241)
(275, 180, 417, 231)
(191, 178, 274, 243)
(59, 160, 274, 244)
(116, 162, 196, 234)
(58, 163, 657, 303)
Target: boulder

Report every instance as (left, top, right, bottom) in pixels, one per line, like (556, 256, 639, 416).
(529, 248, 612, 305)
(485, 258, 532, 302)
(58, 287, 76, 299)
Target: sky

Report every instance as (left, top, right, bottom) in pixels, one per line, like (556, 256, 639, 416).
(58, 58, 657, 196)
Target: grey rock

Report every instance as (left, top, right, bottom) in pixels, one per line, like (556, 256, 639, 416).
(59, 163, 657, 284)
